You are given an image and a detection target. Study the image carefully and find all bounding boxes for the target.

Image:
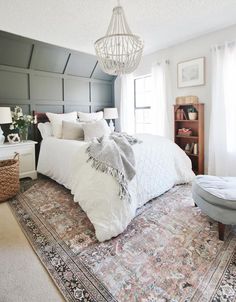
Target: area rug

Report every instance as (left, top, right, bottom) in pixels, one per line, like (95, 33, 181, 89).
(9, 178, 236, 302)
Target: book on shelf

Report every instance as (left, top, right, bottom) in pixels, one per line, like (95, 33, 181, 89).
(182, 109, 188, 120)
(176, 109, 188, 120)
(189, 143, 194, 153)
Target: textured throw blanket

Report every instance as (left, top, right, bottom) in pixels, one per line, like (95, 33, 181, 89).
(86, 133, 141, 201)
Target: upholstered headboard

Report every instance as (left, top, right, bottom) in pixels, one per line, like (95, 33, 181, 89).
(33, 111, 49, 162)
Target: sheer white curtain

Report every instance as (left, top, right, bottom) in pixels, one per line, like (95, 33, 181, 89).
(119, 74, 135, 134)
(208, 42, 236, 176)
(151, 62, 171, 138)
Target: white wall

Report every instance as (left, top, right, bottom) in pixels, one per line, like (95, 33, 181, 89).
(114, 77, 121, 132)
(132, 24, 236, 172)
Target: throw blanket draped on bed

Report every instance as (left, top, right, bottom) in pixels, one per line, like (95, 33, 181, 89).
(86, 133, 141, 201)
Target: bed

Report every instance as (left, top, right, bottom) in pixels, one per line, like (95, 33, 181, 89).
(35, 113, 194, 241)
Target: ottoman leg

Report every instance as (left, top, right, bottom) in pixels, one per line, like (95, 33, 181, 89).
(218, 222, 225, 241)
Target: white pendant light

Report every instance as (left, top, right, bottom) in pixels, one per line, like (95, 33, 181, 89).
(94, 1, 144, 76)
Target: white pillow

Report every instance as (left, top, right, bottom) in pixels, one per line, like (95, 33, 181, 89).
(38, 122, 53, 139)
(46, 112, 77, 138)
(78, 111, 103, 122)
(62, 121, 84, 140)
(82, 119, 111, 141)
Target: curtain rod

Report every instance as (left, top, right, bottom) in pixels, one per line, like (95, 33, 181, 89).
(211, 40, 236, 50)
(156, 60, 170, 65)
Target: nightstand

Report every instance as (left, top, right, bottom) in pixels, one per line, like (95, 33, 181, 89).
(0, 140, 37, 180)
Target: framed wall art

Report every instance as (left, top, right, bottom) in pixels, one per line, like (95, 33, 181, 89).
(177, 57, 205, 88)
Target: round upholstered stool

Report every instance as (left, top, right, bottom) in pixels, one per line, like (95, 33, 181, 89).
(192, 175, 236, 241)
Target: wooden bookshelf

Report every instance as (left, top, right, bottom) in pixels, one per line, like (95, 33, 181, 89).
(174, 103, 204, 174)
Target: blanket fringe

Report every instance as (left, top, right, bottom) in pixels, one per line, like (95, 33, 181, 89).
(86, 145, 131, 202)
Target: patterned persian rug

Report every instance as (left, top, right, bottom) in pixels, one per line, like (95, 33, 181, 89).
(9, 178, 236, 302)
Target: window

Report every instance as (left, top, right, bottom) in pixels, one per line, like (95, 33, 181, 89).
(134, 75, 152, 133)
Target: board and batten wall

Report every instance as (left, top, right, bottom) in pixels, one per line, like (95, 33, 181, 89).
(0, 31, 115, 138)
(126, 24, 236, 173)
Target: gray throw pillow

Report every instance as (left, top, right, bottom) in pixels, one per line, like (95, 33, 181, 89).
(62, 121, 84, 140)
(82, 119, 111, 141)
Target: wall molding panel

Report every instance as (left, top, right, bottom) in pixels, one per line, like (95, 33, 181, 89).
(0, 31, 115, 116)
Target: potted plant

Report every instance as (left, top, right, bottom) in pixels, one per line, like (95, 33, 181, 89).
(188, 107, 198, 120)
(9, 106, 34, 141)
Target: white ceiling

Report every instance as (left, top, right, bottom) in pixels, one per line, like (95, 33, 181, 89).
(0, 0, 236, 55)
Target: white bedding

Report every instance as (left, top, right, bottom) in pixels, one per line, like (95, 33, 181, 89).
(37, 134, 194, 241)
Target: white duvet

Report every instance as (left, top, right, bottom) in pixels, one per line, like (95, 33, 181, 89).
(37, 134, 194, 241)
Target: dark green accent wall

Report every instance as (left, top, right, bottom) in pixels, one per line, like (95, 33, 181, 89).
(0, 31, 115, 117)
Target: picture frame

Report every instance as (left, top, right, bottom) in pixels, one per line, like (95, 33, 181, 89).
(177, 57, 205, 88)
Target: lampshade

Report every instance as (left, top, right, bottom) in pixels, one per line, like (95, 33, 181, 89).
(104, 108, 118, 120)
(0, 107, 12, 124)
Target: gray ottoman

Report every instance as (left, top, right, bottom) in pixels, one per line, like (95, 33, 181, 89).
(192, 175, 236, 240)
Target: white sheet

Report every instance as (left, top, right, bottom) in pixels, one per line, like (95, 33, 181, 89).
(37, 138, 87, 189)
(37, 135, 194, 241)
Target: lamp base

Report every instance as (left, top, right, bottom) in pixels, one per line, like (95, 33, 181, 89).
(0, 125, 5, 144)
(109, 120, 115, 132)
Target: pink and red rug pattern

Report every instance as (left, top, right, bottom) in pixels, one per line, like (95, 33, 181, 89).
(9, 179, 236, 301)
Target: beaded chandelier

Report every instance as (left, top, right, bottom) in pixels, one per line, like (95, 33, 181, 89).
(94, 4, 144, 76)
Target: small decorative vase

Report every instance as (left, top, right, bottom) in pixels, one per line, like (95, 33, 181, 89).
(185, 143, 190, 153)
(7, 133, 20, 144)
(193, 143, 198, 155)
(19, 127, 28, 142)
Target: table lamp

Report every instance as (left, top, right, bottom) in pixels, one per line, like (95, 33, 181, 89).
(0, 107, 12, 144)
(104, 108, 118, 132)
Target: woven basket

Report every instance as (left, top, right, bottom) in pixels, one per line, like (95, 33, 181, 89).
(176, 96, 199, 105)
(0, 153, 20, 202)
